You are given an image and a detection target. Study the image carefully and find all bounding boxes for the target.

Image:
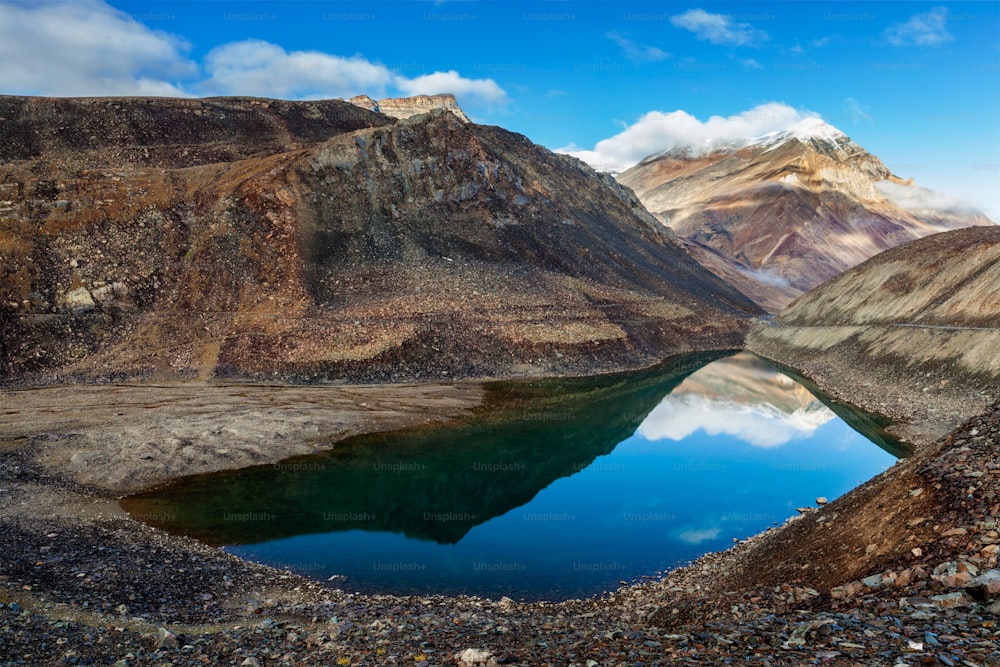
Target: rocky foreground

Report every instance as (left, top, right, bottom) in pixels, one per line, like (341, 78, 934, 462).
(1, 382, 999, 666)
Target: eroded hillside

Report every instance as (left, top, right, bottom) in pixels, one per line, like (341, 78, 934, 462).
(749, 226, 1000, 438)
(618, 121, 992, 312)
(0, 96, 760, 384)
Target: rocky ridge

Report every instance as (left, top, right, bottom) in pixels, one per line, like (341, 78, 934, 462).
(618, 122, 993, 311)
(348, 94, 471, 123)
(0, 95, 759, 384)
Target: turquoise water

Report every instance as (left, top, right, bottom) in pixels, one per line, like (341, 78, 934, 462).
(123, 352, 904, 600)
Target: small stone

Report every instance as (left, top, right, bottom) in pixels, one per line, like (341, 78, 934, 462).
(240, 659, 261, 667)
(65, 287, 96, 314)
(816, 497, 828, 506)
(942, 572, 973, 587)
(156, 627, 180, 649)
(978, 570, 1000, 595)
(930, 592, 969, 609)
(862, 574, 884, 588)
(455, 648, 493, 665)
(941, 527, 968, 538)
(911, 548, 923, 558)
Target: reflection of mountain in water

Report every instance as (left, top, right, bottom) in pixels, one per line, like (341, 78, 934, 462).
(122, 351, 731, 546)
(638, 352, 836, 448)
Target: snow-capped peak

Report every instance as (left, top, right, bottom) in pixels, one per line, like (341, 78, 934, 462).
(751, 117, 850, 152)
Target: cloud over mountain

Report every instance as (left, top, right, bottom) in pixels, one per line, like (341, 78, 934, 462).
(0, 0, 506, 110)
(560, 102, 815, 173)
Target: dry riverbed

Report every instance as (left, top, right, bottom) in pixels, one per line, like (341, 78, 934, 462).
(2, 380, 1000, 666)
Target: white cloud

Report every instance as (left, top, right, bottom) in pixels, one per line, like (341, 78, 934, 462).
(738, 265, 792, 288)
(607, 32, 671, 63)
(0, 1, 507, 110)
(559, 102, 815, 173)
(876, 180, 983, 215)
(844, 97, 873, 125)
(0, 0, 195, 96)
(741, 59, 763, 70)
(885, 7, 953, 47)
(202, 45, 507, 108)
(670, 9, 768, 46)
(395, 70, 507, 106)
(199, 40, 394, 99)
(637, 394, 834, 448)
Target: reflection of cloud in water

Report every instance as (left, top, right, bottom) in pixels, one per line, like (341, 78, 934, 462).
(678, 527, 720, 544)
(638, 394, 835, 448)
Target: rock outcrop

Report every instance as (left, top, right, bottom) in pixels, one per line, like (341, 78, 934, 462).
(348, 93, 470, 122)
(748, 226, 1000, 440)
(0, 96, 760, 384)
(618, 120, 993, 312)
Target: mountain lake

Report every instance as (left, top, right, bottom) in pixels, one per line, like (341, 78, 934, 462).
(121, 351, 908, 601)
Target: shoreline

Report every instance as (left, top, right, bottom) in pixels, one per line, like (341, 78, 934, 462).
(2, 360, 1000, 665)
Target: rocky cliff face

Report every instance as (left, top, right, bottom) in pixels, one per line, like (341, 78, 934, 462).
(348, 94, 470, 122)
(748, 226, 1000, 438)
(618, 121, 993, 312)
(0, 95, 387, 167)
(0, 96, 759, 384)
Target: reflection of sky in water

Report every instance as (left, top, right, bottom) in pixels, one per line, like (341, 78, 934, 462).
(227, 355, 897, 601)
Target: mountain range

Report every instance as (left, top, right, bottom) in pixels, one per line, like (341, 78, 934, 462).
(0, 95, 757, 383)
(617, 118, 993, 311)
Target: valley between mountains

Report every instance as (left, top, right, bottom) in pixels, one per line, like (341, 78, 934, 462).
(1, 95, 999, 665)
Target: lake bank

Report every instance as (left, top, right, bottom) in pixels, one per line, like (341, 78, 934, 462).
(2, 356, 999, 665)
(747, 321, 1000, 448)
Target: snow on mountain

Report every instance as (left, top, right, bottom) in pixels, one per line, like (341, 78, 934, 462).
(639, 117, 853, 165)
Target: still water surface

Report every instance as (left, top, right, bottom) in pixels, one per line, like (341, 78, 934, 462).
(123, 352, 906, 600)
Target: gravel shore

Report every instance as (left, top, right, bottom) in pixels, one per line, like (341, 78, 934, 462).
(2, 380, 1000, 666)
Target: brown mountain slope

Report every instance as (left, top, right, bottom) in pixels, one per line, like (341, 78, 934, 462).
(777, 225, 1000, 328)
(0, 96, 760, 384)
(0, 95, 390, 168)
(618, 122, 993, 312)
(749, 226, 1000, 438)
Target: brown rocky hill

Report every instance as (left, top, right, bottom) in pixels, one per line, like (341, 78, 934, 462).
(776, 225, 1000, 328)
(0, 95, 387, 168)
(749, 225, 1000, 438)
(0, 96, 760, 384)
(618, 119, 993, 312)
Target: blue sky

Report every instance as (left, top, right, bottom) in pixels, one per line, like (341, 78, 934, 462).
(1, 0, 998, 216)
